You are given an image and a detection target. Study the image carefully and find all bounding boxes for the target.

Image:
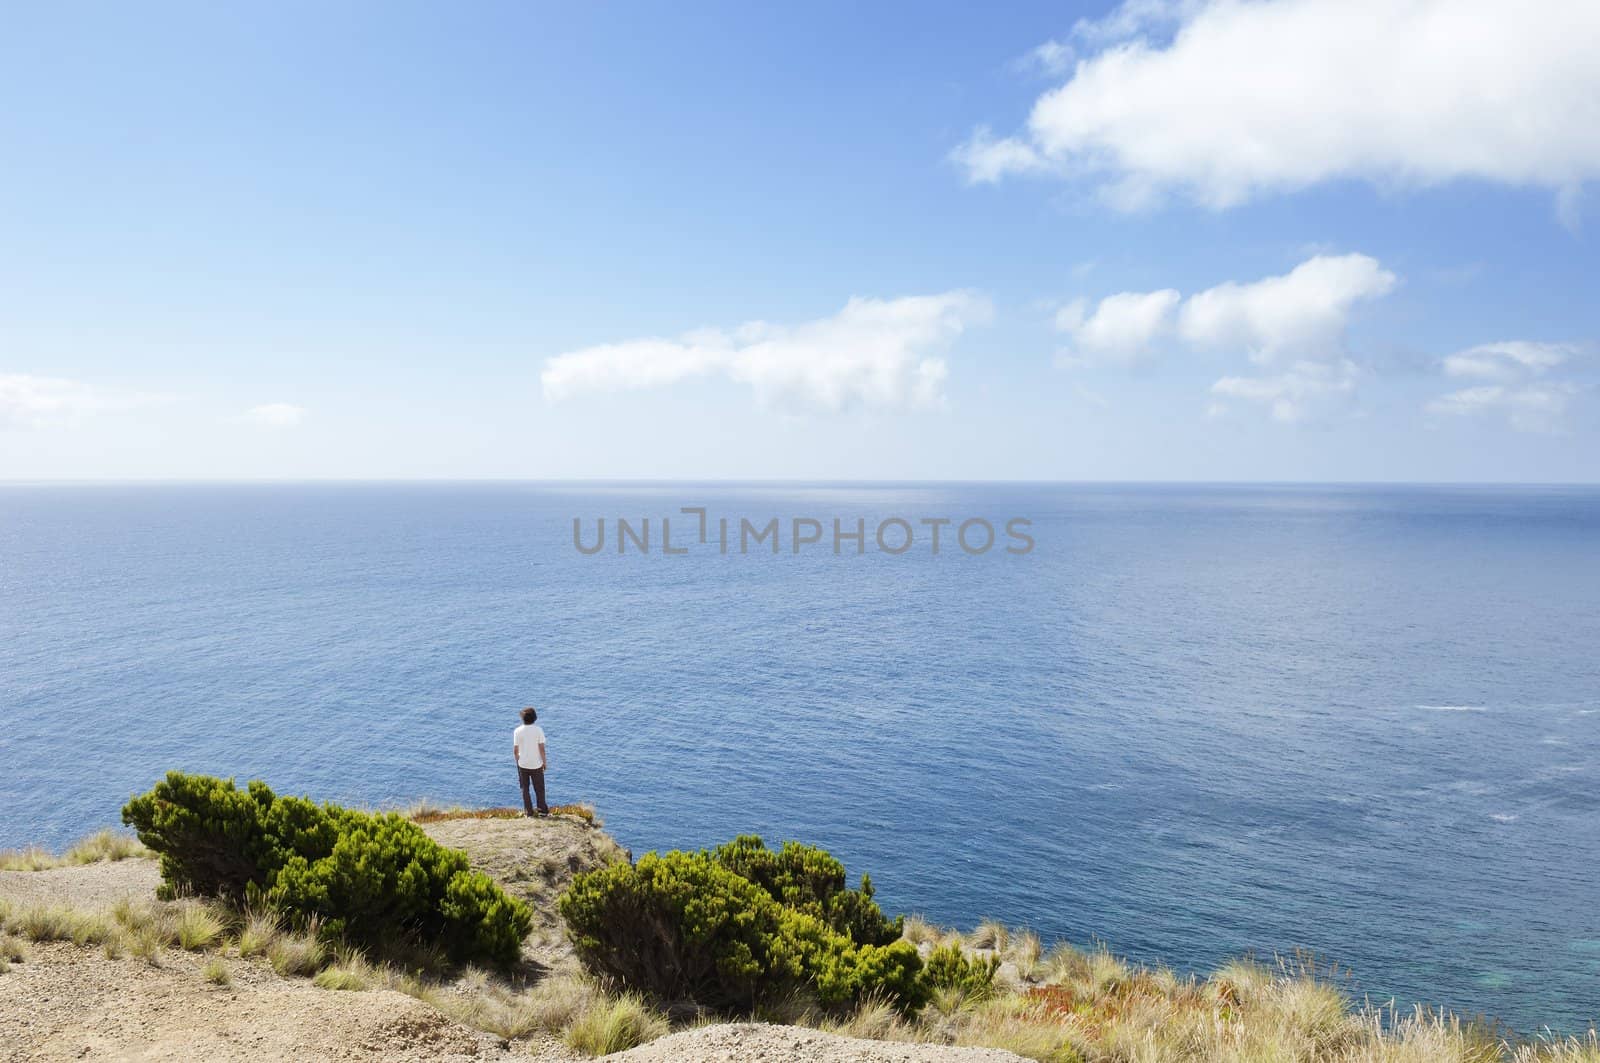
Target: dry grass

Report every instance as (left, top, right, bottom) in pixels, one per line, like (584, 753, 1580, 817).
(174, 903, 227, 951)
(864, 922, 1600, 1063)
(268, 928, 328, 977)
(237, 907, 281, 958)
(0, 830, 147, 871)
(0, 848, 59, 872)
(7, 904, 117, 946)
(401, 969, 667, 1055)
(404, 802, 598, 825)
(562, 992, 670, 1056)
(902, 914, 940, 946)
(203, 956, 233, 986)
(311, 944, 375, 991)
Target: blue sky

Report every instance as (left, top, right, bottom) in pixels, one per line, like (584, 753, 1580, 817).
(2, 0, 1596, 481)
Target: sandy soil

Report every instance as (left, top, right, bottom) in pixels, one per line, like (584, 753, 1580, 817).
(0, 939, 518, 1062)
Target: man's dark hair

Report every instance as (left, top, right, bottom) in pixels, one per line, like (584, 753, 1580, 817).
(520, 707, 537, 725)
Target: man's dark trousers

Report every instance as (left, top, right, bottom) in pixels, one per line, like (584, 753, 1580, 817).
(519, 766, 549, 815)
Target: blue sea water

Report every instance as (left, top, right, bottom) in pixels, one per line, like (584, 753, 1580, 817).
(2, 483, 1597, 1031)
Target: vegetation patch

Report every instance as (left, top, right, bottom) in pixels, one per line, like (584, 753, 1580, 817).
(406, 803, 597, 824)
(0, 829, 147, 871)
(560, 835, 924, 1015)
(122, 771, 533, 966)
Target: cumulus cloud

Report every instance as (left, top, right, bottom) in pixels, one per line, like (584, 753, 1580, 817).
(950, 128, 1045, 184)
(243, 403, 308, 427)
(1429, 341, 1583, 432)
(1054, 289, 1180, 366)
(0, 374, 158, 427)
(541, 292, 991, 412)
(1056, 253, 1393, 420)
(1176, 254, 1396, 363)
(958, 0, 1600, 215)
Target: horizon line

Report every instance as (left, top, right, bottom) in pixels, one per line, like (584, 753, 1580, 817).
(3, 477, 1599, 489)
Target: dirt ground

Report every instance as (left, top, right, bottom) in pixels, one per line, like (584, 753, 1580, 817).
(0, 817, 1023, 1062)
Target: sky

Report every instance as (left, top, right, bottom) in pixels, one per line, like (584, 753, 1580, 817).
(1, 0, 1597, 482)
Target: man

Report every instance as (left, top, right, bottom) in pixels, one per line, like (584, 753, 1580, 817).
(513, 706, 550, 817)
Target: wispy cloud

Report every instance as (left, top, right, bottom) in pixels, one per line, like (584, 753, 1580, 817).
(1013, 39, 1075, 77)
(1429, 341, 1583, 432)
(957, 0, 1600, 221)
(1441, 341, 1574, 381)
(243, 403, 308, 427)
(0, 374, 164, 427)
(541, 292, 992, 412)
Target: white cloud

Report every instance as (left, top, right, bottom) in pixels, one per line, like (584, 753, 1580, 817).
(1056, 254, 1394, 420)
(1016, 39, 1075, 77)
(1070, 0, 1199, 46)
(541, 292, 991, 412)
(1429, 341, 1583, 432)
(951, 128, 1045, 184)
(1211, 359, 1358, 423)
(1441, 341, 1574, 380)
(1055, 289, 1179, 366)
(243, 402, 308, 427)
(958, 0, 1600, 214)
(1427, 383, 1576, 434)
(0, 374, 158, 427)
(1176, 254, 1396, 364)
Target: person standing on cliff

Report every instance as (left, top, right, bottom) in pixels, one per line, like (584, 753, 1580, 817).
(513, 706, 550, 817)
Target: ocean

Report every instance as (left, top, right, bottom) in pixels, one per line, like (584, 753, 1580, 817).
(1, 482, 1596, 1031)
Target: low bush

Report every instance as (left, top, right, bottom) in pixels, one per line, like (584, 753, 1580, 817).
(922, 943, 1000, 999)
(560, 838, 926, 1015)
(122, 772, 532, 966)
(711, 835, 903, 946)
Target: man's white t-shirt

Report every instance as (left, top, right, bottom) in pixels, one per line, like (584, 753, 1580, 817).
(514, 723, 546, 770)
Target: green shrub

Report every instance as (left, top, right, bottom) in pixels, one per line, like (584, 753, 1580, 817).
(922, 943, 1000, 999)
(711, 835, 903, 946)
(560, 840, 925, 1015)
(122, 772, 532, 966)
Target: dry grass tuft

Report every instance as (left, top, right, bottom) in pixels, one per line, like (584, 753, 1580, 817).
(268, 929, 328, 977)
(65, 830, 146, 864)
(10, 905, 116, 946)
(901, 914, 940, 947)
(0, 848, 59, 872)
(562, 992, 670, 1056)
(203, 956, 233, 986)
(313, 947, 373, 992)
(237, 908, 281, 958)
(968, 918, 1009, 952)
(174, 903, 227, 951)
(0, 830, 147, 871)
